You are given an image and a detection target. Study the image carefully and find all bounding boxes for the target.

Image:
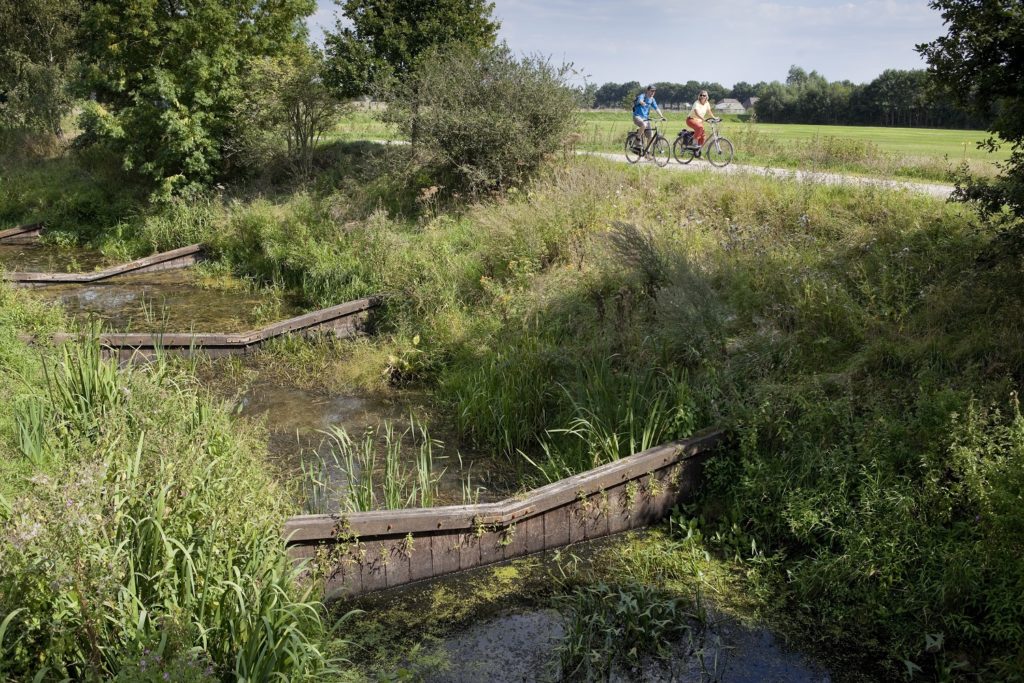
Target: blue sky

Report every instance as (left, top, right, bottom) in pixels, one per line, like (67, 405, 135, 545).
(307, 0, 947, 87)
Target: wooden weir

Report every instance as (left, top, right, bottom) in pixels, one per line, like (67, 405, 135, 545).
(4, 244, 206, 286)
(47, 296, 381, 362)
(0, 223, 45, 244)
(283, 429, 723, 599)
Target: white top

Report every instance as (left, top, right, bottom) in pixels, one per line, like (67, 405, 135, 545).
(689, 100, 712, 120)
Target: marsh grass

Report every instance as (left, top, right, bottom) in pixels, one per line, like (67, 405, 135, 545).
(555, 581, 700, 681)
(0, 311, 339, 679)
(311, 419, 445, 513)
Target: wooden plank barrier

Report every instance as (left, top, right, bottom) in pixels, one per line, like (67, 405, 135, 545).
(5, 244, 206, 286)
(0, 223, 44, 244)
(38, 296, 380, 362)
(283, 428, 723, 599)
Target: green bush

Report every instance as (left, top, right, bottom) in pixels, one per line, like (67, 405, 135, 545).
(382, 43, 581, 196)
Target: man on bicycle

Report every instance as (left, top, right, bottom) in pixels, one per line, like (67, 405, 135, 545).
(632, 85, 665, 151)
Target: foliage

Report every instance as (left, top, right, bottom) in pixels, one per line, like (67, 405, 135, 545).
(587, 68, 979, 130)
(232, 46, 345, 177)
(555, 582, 695, 681)
(0, 309, 337, 679)
(324, 0, 499, 97)
(382, 43, 581, 195)
(309, 420, 443, 513)
(918, 0, 1024, 222)
(77, 0, 315, 196)
(0, 0, 81, 138)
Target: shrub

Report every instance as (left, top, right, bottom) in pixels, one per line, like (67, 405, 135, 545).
(382, 43, 581, 196)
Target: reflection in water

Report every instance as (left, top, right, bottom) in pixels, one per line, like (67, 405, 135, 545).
(233, 381, 507, 512)
(0, 243, 107, 272)
(428, 609, 834, 683)
(31, 270, 303, 332)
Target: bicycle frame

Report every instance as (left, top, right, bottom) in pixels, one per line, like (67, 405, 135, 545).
(632, 119, 662, 153)
(704, 120, 724, 151)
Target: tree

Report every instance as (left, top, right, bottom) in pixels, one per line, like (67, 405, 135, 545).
(730, 81, 757, 103)
(324, 0, 499, 98)
(231, 47, 344, 177)
(78, 0, 315, 196)
(0, 0, 81, 138)
(918, 0, 1024, 220)
(381, 43, 579, 196)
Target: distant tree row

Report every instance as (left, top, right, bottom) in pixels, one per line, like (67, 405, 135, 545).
(587, 66, 986, 130)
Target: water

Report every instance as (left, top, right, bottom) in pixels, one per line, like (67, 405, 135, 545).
(30, 270, 303, 332)
(0, 243, 107, 272)
(220, 370, 509, 511)
(349, 536, 835, 683)
(427, 608, 834, 682)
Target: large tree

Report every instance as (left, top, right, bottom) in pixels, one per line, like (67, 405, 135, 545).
(918, 0, 1024, 220)
(323, 0, 499, 98)
(0, 0, 82, 138)
(78, 0, 314, 195)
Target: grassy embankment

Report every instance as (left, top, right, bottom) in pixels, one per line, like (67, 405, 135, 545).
(0, 291, 341, 679)
(3, 139, 1023, 679)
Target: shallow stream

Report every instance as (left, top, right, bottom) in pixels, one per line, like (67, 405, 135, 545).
(0, 242, 107, 272)
(31, 270, 304, 332)
(230, 377, 509, 511)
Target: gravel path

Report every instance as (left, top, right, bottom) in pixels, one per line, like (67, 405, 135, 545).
(582, 151, 956, 199)
(366, 140, 956, 199)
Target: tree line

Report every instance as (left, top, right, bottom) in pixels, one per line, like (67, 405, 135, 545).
(587, 66, 988, 130)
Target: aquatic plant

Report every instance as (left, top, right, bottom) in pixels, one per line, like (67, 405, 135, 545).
(319, 419, 444, 513)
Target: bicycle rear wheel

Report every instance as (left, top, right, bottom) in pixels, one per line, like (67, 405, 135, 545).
(673, 136, 696, 165)
(651, 136, 670, 167)
(624, 133, 642, 164)
(705, 137, 734, 167)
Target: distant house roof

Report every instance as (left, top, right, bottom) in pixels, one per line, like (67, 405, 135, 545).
(715, 98, 746, 113)
(742, 96, 760, 109)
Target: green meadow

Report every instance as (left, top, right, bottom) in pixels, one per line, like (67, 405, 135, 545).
(325, 108, 1006, 182)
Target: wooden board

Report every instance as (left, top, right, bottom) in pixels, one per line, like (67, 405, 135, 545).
(284, 430, 725, 597)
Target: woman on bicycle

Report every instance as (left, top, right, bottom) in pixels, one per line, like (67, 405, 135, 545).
(686, 91, 716, 149)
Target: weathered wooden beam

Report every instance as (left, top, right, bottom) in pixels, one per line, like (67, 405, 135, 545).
(5, 244, 206, 286)
(28, 296, 380, 362)
(284, 429, 724, 598)
(0, 223, 44, 244)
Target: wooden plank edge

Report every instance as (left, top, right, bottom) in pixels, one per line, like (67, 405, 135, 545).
(283, 429, 723, 543)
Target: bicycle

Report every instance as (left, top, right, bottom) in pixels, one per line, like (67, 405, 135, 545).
(672, 117, 734, 167)
(625, 118, 670, 167)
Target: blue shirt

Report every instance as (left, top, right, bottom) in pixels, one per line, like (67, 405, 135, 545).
(632, 93, 658, 119)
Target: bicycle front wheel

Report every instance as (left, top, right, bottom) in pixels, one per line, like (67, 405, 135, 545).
(651, 136, 670, 167)
(705, 137, 734, 167)
(624, 133, 642, 164)
(673, 136, 696, 165)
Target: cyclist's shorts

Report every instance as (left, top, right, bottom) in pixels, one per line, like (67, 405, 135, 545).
(633, 115, 649, 129)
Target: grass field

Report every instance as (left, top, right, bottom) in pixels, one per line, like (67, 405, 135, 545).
(575, 110, 1008, 164)
(327, 108, 1007, 182)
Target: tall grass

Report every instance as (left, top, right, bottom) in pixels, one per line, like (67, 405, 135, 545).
(527, 360, 698, 483)
(0, 320, 338, 679)
(307, 419, 444, 513)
